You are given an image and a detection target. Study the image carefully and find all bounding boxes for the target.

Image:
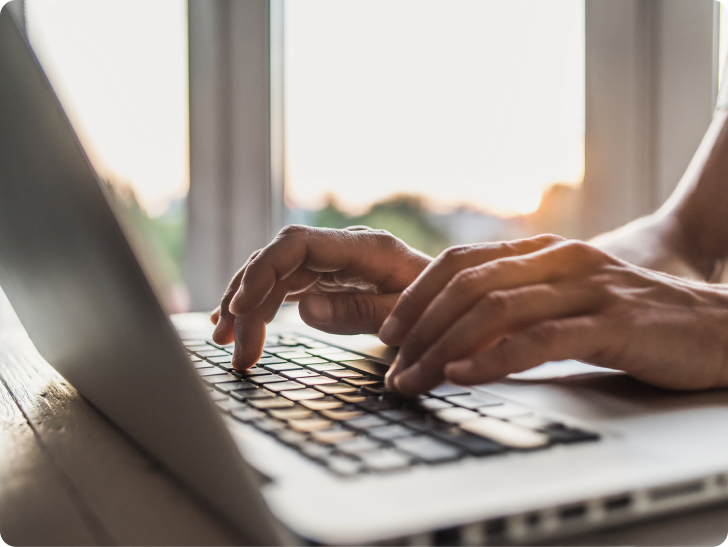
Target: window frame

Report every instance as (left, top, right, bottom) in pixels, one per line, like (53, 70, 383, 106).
(185, 0, 720, 309)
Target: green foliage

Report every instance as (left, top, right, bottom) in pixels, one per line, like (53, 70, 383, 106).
(311, 194, 449, 257)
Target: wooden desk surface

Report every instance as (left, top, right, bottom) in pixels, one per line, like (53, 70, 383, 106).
(0, 316, 727, 546)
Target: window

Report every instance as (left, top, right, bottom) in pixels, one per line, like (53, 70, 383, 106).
(23, 0, 190, 312)
(284, 0, 585, 257)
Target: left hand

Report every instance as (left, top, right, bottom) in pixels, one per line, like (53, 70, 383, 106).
(379, 235, 728, 396)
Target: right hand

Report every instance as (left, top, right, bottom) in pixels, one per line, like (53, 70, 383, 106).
(210, 225, 432, 369)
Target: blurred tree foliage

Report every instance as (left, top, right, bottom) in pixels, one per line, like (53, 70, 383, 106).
(311, 194, 450, 257)
(99, 179, 187, 311)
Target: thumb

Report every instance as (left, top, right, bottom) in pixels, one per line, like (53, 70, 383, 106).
(299, 292, 400, 335)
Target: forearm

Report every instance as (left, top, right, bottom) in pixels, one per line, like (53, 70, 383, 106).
(658, 109, 728, 278)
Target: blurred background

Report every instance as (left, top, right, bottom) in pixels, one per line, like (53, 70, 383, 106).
(2, 0, 726, 317)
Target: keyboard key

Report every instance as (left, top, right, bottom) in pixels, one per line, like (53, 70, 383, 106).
(436, 407, 481, 424)
(345, 414, 389, 430)
(358, 449, 412, 472)
(282, 369, 320, 379)
(479, 403, 532, 419)
(368, 424, 415, 441)
(264, 345, 305, 353)
(460, 417, 549, 449)
(208, 355, 233, 364)
(341, 359, 389, 377)
(418, 397, 454, 412)
(248, 397, 295, 410)
(508, 415, 558, 430)
(276, 351, 310, 360)
(257, 356, 287, 365)
(336, 436, 383, 455)
(429, 384, 472, 398)
(203, 373, 243, 385)
(336, 393, 368, 404)
(321, 351, 365, 362)
(321, 406, 363, 421)
(341, 377, 381, 387)
(357, 399, 397, 413)
(275, 430, 308, 446)
(306, 347, 350, 356)
(281, 388, 325, 401)
(291, 357, 328, 365)
(325, 370, 364, 379)
(300, 442, 333, 461)
(393, 435, 462, 463)
(265, 381, 306, 392)
(541, 424, 599, 444)
(298, 376, 338, 386)
(185, 344, 211, 352)
(231, 407, 265, 422)
(189, 356, 204, 363)
(232, 388, 276, 400)
(308, 363, 345, 372)
(446, 393, 504, 409)
(215, 381, 256, 393)
(253, 418, 286, 433)
(238, 366, 270, 377)
(215, 399, 248, 412)
(207, 390, 228, 402)
(197, 366, 222, 375)
(430, 429, 506, 456)
(300, 397, 343, 410)
(265, 363, 302, 372)
(379, 409, 421, 422)
(311, 429, 355, 444)
(247, 374, 288, 385)
(195, 349, 231, 358)
(327, 456, 362, 476)
(362, 384, 388, 395)
(269, 406, 313, 420)
(315, 383, 357, 395)
(288, 418, 333, 432)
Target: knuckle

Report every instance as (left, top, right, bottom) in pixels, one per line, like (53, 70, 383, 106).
(533, 233, 566, 247)
(277, 224, 308, 239)
(438, 244, 472, 265)
(449, 267, 482, 294)
(527, 322, 561, 352)
(478, 290, 512, 318)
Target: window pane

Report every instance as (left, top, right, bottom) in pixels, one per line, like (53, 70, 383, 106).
(25, 0, 190, 312)
(284, 0, 585, 256)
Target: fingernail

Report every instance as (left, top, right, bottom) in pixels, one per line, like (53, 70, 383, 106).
(379, 315, 400, 343)
(385, 354, 401, 390)
(306, 294, 333, 323)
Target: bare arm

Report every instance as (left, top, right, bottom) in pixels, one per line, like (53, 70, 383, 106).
(592, 107, 728, 283)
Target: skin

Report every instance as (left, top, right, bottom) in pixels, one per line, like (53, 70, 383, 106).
(212, 107, 728, 396)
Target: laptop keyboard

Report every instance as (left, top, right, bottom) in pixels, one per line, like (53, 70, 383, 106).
(183, 334, 599, 476)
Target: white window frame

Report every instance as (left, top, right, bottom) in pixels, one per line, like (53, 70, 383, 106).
(185, 0, 720, 309)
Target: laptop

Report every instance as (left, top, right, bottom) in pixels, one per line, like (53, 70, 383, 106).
(1, 3, 727, 544)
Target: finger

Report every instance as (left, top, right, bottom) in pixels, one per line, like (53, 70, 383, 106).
(389, 284, 602, 396)
(442, 316, 604, 386)
(378, 235, 564, 345)
(210, 307, 221, 325)
(212, 250, 261, 345)
(390, 239, 602, 375)
(299, 291, 401, 335)
(230, 225, 424, 313)
(231, 268, 321, 369)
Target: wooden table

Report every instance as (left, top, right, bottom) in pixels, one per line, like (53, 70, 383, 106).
(1, 310, 727, 546)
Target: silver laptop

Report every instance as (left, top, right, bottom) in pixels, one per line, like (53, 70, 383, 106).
(1, 3, 727, 544)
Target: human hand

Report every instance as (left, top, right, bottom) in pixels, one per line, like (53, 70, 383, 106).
(211, 225, 431, 369)
(379, 235, 728, 396)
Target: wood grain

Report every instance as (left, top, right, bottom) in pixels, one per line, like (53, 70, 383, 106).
(0, 328, 240, 546)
